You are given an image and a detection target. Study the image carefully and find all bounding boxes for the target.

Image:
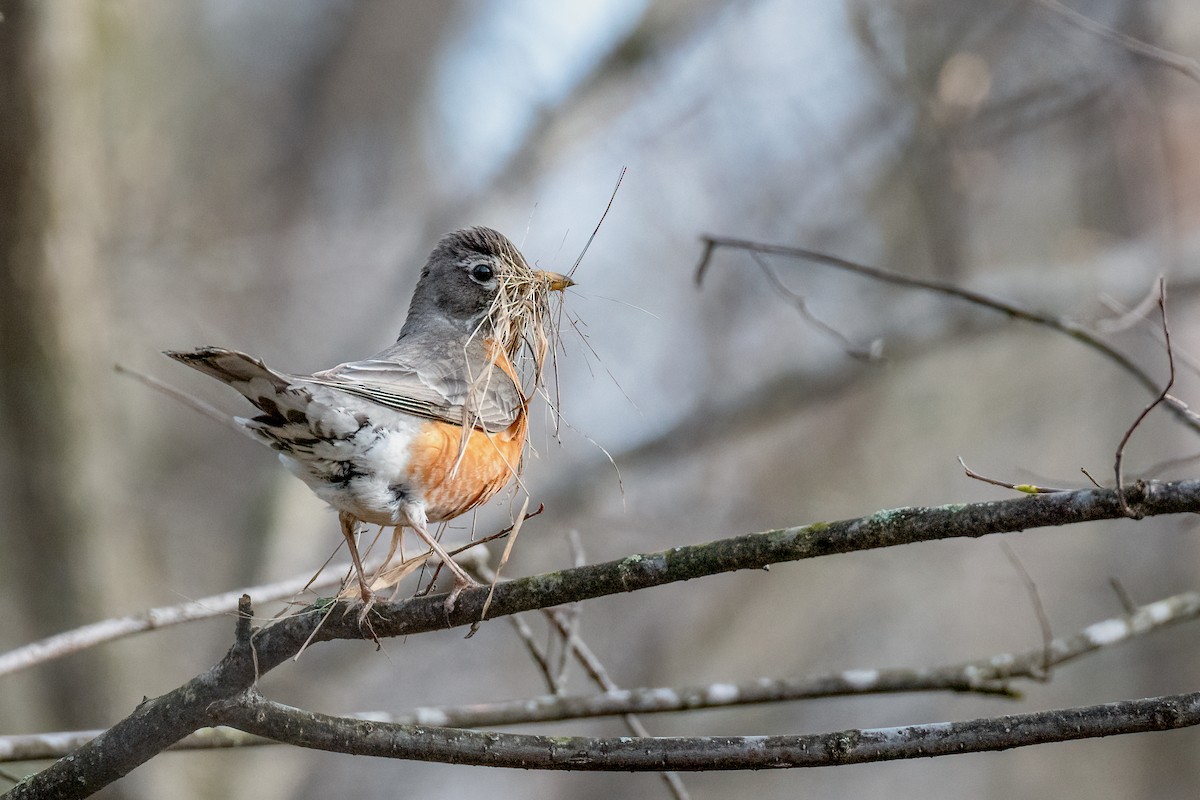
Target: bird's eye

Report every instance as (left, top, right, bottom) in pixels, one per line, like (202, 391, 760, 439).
(470, 262, 494, 283)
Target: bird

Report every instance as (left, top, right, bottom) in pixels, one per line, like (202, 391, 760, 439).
(166, 227, 572, 612)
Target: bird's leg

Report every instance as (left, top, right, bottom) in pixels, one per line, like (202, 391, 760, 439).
(402, 501, 478, 612)
(371, 525, 404, 587)
(338, 511, 372, 604)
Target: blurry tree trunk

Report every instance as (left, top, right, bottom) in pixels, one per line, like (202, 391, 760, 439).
(0, 0, 126, 740)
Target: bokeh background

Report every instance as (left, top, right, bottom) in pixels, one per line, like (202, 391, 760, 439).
(3, 1, 1200, 798)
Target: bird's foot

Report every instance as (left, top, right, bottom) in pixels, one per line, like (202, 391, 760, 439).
(356, 592, 378, 625)
(441, 572, 480, 615)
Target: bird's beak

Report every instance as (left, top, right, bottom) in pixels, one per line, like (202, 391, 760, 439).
(538, 271, 575, 292)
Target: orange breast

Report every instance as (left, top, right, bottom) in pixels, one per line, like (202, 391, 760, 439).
(403, 342, 529, 522)
(405, 415, 527, 521)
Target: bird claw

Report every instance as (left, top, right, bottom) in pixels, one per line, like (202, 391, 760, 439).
(352, 573, 475, 620)
(355, 592, 378, 625)
(441, 574, 479, 615)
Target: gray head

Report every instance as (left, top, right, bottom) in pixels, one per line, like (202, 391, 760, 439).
(399, 227, 571, 339)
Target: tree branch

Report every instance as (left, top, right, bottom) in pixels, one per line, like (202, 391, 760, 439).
(7, 590, 1197, 762)
(5, 480, 1199, 798)
(0, 567, 350, 678)
(211, 691, 1200, 770)
(694, 236, 1200, 435)
(0, 520, 524, 678)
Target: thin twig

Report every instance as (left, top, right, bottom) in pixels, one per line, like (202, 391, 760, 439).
(514, 613, 560, 693)
(1114, 278, 1174, 517)
(0, 566, 346, 679)
(114, 363, 242, 434)
(999, 542, 1053, 676)
(471, 550, 687, 796)
(1033, 0, 1200, 85)
(1095, 283, 1163, 334)
(1098, 288, 1200, 379)
(463, 552, 559, 692)
(542, 608, 690, 800)
(958, 456, 1070, 493)
(471, 496, 530, 637)
(747, 252, 881, 360)
(552, 530, 588, 692)
(452, 504, 543, 557)
(415, 506, 544, 596)
(1108, 577, 1137, 615)
(695, 235, 1200, 434)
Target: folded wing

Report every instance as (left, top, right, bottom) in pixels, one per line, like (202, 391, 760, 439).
(308, 337, 525, 434)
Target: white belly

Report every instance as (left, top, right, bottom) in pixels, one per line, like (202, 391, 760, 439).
(275, 415, 427, 526)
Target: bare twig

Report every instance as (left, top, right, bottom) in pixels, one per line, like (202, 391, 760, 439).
(958, 456, 1070, 493)
(1096, 282, 1167, 335)
(1032, 0, 1200, 85)
(695, 236, 1200, 435)
(1114, 278, 1174, 517)
(1108, 577, 1137, 615)
(0, 567, 343, 679)
(423, 503, 545, 589)
(999, 542, 1053, 675)
(1100, 289, 1200, 475)
(552, 530, 588, 692)
(471, 549, 689, 798)
(113, 363, 241, 434)
(747, 252, 880, 360)
(463, 544, 559, 693)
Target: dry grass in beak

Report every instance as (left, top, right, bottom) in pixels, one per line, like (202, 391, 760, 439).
(452, 260, 572, 485)
(479, 262, 575, 401)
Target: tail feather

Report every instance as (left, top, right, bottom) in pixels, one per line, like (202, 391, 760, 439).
(164, 347, 311, 422)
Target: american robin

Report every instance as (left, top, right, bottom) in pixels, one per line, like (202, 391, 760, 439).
(166, 227, 572, 610)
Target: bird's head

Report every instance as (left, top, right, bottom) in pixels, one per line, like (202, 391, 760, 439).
(405, 227, 572, 332)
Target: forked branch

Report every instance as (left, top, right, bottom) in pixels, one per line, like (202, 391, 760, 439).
(695, 236, 1200, 435)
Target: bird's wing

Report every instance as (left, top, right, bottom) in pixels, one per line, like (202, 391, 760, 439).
(307, 341, 524, 433)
